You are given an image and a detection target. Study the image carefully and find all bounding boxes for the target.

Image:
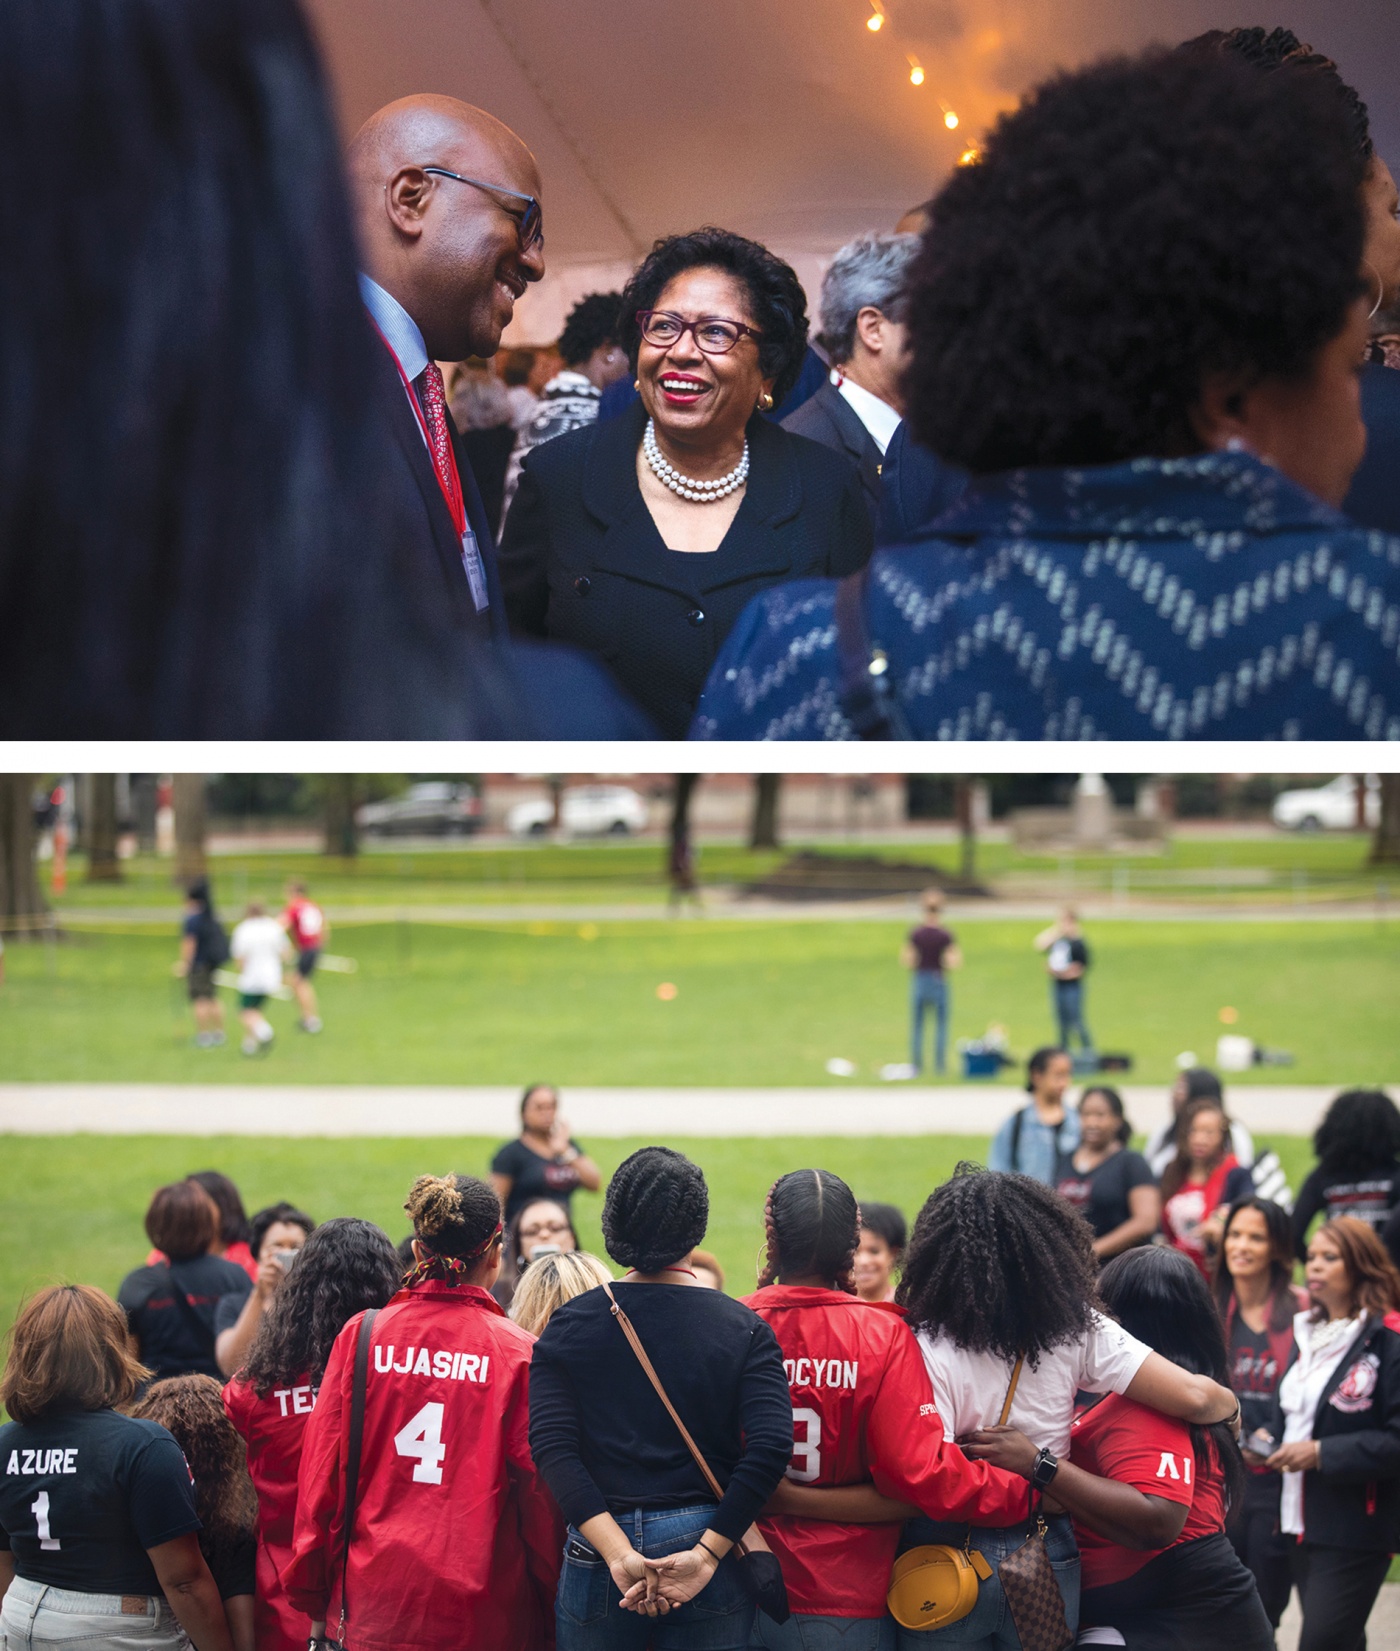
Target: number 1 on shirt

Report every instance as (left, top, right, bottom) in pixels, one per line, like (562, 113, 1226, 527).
(31, 1490, 60, 1550)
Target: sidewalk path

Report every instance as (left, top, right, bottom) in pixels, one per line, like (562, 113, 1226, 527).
(0, 1084, 1350, 1138)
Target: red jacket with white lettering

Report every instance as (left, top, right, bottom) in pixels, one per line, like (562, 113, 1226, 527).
(741, 1286, 1027, 1618)
(223, 1371, 316, 1651)
(286, 1281, 562, 1651)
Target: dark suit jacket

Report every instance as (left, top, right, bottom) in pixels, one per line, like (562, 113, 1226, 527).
(498, 398, 873, 737)
(877, 419, 970, 545)
(781, 380, 883, 528)
(371, 337, 508, 642)
(1345, 362, 1400, 535)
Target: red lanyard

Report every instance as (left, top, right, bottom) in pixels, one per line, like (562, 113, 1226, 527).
(369, 319, 467, 539)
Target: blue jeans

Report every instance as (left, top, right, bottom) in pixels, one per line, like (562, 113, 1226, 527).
(894, 1515, 1079, 1651)
(752, 1613, 896, 1649)
(910, 974, 950, 1073)
(557, 1506, 755, 1650)
(1, 1577, 193, 1648)
(1052, 980, 1092, 1051)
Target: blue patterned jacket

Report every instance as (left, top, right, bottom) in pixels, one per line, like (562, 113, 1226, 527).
(691, 453, 1400, 740)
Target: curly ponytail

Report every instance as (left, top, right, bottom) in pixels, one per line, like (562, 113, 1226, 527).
(403, 1174, 502, 1286)
(758, 1170, 860, 1294)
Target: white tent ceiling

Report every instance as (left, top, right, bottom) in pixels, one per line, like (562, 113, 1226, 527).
(304, 0, 1400, 342)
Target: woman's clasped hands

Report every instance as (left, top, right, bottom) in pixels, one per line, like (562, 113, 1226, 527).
(617, 1540, 723, 1615)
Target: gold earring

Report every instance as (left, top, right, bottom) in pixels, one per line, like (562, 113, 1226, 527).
(757, 391, 774, 413)
(634, 379, 641, 391)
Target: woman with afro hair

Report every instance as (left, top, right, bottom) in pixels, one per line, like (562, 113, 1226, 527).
(695, 45, 1400, 742)
(1292, 1088, 1400, 1259)
(222, 1218, 403, 1651)
(287, 1176, 561, 1651)
(529, 1145, 793, 1646)
(740, 1169, 1026, 1646)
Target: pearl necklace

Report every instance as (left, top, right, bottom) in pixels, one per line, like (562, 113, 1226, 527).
(643, 418, 749, 502)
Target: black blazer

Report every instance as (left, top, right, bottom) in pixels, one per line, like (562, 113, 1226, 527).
(781, 379, 883, 527)
(498, 399, 873, 736)
(1345, 362, 1400, 536)
(370, 337, 508, 643)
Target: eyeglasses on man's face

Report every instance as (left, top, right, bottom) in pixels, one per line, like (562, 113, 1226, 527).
(422, 167, 543, 252)
(636, 309, 762, 355)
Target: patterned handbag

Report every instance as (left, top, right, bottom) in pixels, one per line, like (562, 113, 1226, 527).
(996, 1484, 1073, 1651)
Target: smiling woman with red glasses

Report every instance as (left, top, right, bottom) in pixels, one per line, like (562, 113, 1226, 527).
(498, 227, 872, 737)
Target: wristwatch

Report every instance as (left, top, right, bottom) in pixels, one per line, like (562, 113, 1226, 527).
(1030, 1447, 1060, 1489)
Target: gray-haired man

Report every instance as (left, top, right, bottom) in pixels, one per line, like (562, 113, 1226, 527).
(782, 231, 918, 526)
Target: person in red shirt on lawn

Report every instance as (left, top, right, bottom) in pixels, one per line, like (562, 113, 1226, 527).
(287, 1174, 563, 1651)
(222, 1218, 404, 1651)
(963, 1244, 1273, 1649)
(741, 1169, 1028, 1648)
(280, 880, 328, 1033)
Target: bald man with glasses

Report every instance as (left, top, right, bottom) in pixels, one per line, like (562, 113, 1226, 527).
(347, 95, 546, 644)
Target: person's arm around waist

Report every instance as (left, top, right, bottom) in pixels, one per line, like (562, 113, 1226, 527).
(148, 1533, 236, 1651)
(1125, 1351, 1239, 1429)
(961, 1426, 1186, 1551)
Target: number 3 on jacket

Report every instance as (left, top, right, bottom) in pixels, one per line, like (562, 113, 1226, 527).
(788, 1407, 822, 1483)
(394, 1402, 447, 1484)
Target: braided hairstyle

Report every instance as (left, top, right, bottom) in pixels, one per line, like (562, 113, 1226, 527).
(601, 1147, 708, 1274)
(897, 1163, 1101, 1367)
(404, 1174, 503, 1285)
(757, 1169, 860, 1293)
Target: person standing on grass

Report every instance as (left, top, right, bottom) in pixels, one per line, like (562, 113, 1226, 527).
(0, 1286, 236, 1651)
(1034, 907, 1092, 1052)
(280, 881, 327, 1034)
(1291, 1088, 1400, 1258)
(230, 902, 291, 1058)
(1161, 1099, 1254, 1279)
(491, 1084, 602, 1228)
(1055, 1086, 1161, 1261)
(988, 1047, 1079, 1185)
(901, 888, 961, 1076)
(175, 881, 228, 1049)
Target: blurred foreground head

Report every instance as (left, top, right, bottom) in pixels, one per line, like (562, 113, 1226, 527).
(904, 49, 1369, 504)
(0, 0, 517, 736)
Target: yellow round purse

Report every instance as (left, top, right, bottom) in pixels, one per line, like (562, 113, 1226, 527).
(887, 1542, 991, 1630)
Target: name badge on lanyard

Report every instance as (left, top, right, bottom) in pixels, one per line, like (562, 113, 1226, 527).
(460, 526, 488, 612)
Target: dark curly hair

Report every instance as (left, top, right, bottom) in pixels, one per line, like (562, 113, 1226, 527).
(557, 293, 623, 369)
(904, 49, 1367, 473)
(896, 1164, 1101, 1366)
(1179, 27, 1373, 163)
(618, 228, 809, 405)
(132, 1374, 257, 1578)
(248, 1201, 314, 1262)
(1313, 1088, 1400, 1178)
(1098, 1247, 1245, 1515)
(601, 1146, 708, 1274)
(757, 1169, 859, 1292)
(239, 1217, 403, 1395)
(405, 1174, 502, 1265)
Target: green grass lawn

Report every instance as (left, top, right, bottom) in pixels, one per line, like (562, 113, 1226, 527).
(36, 830, 1392, 912)
(1, 916, 1396, 1086)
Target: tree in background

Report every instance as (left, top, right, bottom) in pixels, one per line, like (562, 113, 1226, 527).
(83, 775, 122, 883)
(668, 775, 701, 907)
(173, 775, 208, 885)
(0, 776, 47, 935)
(1372, 774, 1400, 865)
(954, 777, 977, 880)
(321, 776, 359, 858)
(750, 775, 781, 850)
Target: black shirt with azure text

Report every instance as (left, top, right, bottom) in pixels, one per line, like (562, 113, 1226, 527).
(0, 1408, 200, 1594)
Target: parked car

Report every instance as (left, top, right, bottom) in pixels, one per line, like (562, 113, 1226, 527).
(506, 785, 650, 838)
(356, 782, 483, 837)
(1271, 774, 1379, 832)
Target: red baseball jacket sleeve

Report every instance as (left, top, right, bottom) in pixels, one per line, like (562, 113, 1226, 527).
(866, 1328, 1028, 1526)
(285, 1316, 354, 1618)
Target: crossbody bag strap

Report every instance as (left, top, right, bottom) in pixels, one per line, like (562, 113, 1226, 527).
(997, 1355, 1025, 1427)
(337, 1308, 379, 1645)
(600, 1282, 726, 1504)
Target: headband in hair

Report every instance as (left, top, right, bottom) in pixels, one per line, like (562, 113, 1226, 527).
(403, 1222, 503, 1289)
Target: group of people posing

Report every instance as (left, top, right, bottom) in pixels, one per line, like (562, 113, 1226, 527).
(5, 1079, 1400, 1651)
(5, 4, 1400, 741)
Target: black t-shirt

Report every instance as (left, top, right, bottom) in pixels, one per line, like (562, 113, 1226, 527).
(1056, 1148, 1156, 1240)
(491, 1137, 586, 1227)
(204, 1526, 257, 1600)
(908, 924, 955, 973)
(213, 1290, 248, 1337)
(118, 1256, 252, 1382)
(0, 1409, 200, 1594)
(1048, 935, 1090, 977)
(181, 911, 222, 968)
(1229, 1316, 1284, 1454)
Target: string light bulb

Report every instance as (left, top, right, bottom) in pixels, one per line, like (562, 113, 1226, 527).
(944, 109, 960, 129)
(958, 146, 980, 166)
(866, 7, 884, 31)
(908, 58, 925, 86)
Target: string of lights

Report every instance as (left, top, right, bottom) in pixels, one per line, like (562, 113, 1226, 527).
(860, 0, 978, 159)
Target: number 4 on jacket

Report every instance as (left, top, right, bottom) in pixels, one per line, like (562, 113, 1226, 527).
(394, 1403, 447, 1484)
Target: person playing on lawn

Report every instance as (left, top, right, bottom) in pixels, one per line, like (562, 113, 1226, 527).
(280, 880, 327, 1034)
(230, 902, 291, 1058)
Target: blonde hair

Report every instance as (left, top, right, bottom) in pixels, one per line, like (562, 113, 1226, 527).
(509, 1250, 612, 1337)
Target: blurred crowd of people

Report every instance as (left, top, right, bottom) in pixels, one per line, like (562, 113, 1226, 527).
(4, 1081, 1400, 1648)
(3, 3, 1400, 738)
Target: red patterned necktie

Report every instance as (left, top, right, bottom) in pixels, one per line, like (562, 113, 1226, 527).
(416, 361, 460, 509)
